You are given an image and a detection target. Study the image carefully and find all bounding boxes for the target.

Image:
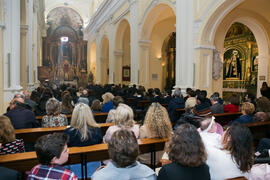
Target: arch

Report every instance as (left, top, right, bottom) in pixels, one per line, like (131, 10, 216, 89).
(139, 2, 176, 89)
(140, 3, 175, 41)
(198, 1, 270, 96)
(45, 6, 84, 24)
(115, 19, 130, 50)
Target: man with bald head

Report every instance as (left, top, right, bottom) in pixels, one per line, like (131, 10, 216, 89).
(4, 97, 38, 129)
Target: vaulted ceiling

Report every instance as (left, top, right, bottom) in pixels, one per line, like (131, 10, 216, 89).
(44, 0, 104, 26)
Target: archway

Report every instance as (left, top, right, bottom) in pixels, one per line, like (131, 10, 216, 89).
(223, 23, 258, 100)
(115, 19, 130, 85)
(161, 32, 176, 90)
(100, 37, 109, 85)
(197, 0, 270, 97)
(43, 7, 87, 86)
(140, 3, 175, 90)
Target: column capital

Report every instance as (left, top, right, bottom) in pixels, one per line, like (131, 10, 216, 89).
(114, 50, 123, 57)
(139, 40, 151, 49)
(20, 25, 29, 34)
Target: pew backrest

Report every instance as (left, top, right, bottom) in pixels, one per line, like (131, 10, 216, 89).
(244, 120, 270, 146)
(15, 123, 114, 143)
(0, 138, 167, 173)
(36, 113, 108, 124)
(213, 112, 242, 126)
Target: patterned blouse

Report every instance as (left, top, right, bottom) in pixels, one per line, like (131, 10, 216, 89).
(41, 114, 68, 127)
(0, 139, 25, 155)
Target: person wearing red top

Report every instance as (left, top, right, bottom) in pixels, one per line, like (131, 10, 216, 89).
(224, 94, 240, 113)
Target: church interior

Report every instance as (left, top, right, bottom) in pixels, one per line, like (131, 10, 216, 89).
(1, 0, 270, 179)
(0, 0, 270, 112)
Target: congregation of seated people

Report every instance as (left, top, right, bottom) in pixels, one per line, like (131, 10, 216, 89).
(1, 81, 270, 179)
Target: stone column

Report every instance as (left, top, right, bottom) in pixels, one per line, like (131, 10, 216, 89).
(139, 40, 151, 87)
(114, 50, 123, 85)
(32, 4, 38, 87)
(3, 0, 22, 103)
(108, 17, 115, 84)
(0, 0, 5, 113)
(20, 25, 28, 89)
(95, 32, 102, 84)
(26, 0, 34, 90)
(129, 0, 139, 85)
(175, 0, 194, 91)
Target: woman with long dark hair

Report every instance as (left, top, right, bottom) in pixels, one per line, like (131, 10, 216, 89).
(206, 122, 253, 179)
(158, 123, 210, 180)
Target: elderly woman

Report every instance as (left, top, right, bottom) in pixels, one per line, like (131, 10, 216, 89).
(64, 103, 103, 178)
(0, 116, 25, 155)
(92, 129, 156, 180)
(106, 96, 124, 123)
(139, 102, 172, 165)
(157, 123, 210, 180)
(234, 102, 255, 124)
(101, 92, 114, 112)
(103, 103, 139, 143)
(41, 98, 68, 127)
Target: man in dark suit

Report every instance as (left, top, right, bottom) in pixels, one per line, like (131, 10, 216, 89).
(4, 97, 39, 129)
(210, 94, 224, 114)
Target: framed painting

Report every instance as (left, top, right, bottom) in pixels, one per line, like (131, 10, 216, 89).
(122, 66, 130, 81)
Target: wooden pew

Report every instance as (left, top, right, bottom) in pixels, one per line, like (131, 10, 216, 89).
(0, 138, 167, 178)
(137, 100, 151, 110)
(36, 112, 108, 124)
(244, 120, 270, 146)
(94, 112, 108, 123)
(15, 123, 114, 144)
(213, 112, 242, 126)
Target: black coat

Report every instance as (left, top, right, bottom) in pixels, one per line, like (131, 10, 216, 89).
(157, 162, 210, 180)
(167, 97, 185, 122)
(4, 106, 39, 129)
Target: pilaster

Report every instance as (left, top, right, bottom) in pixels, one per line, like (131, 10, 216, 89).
(139, 40, 151, 87)
(175, 0, 194, 90)
(129, 0, 139, 85)
(114, 50, 123, 85)
(3, 0, 22, 104)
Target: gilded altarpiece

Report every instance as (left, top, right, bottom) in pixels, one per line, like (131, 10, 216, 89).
(223, 23, 258, 100)
(41, 7, 88, 85)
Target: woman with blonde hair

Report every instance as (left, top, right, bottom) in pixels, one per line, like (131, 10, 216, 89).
(41, 98, 68, 127)
(234, 102, 255, 124)
(0, 116, 25, 155)
(64, 103, 102, 146)
(103, 103, 139, 143)
(64, 103, 102, 178)
(139, 102, 172, 165)
(101, 92, 114, 112)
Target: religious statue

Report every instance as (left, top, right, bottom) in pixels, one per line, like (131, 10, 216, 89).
(225, 50, 242, 79)
(212, 49, 223, 80)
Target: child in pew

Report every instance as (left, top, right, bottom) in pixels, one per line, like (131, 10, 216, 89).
(27, 133, 77, 180)
(92, 129, 156, 180)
